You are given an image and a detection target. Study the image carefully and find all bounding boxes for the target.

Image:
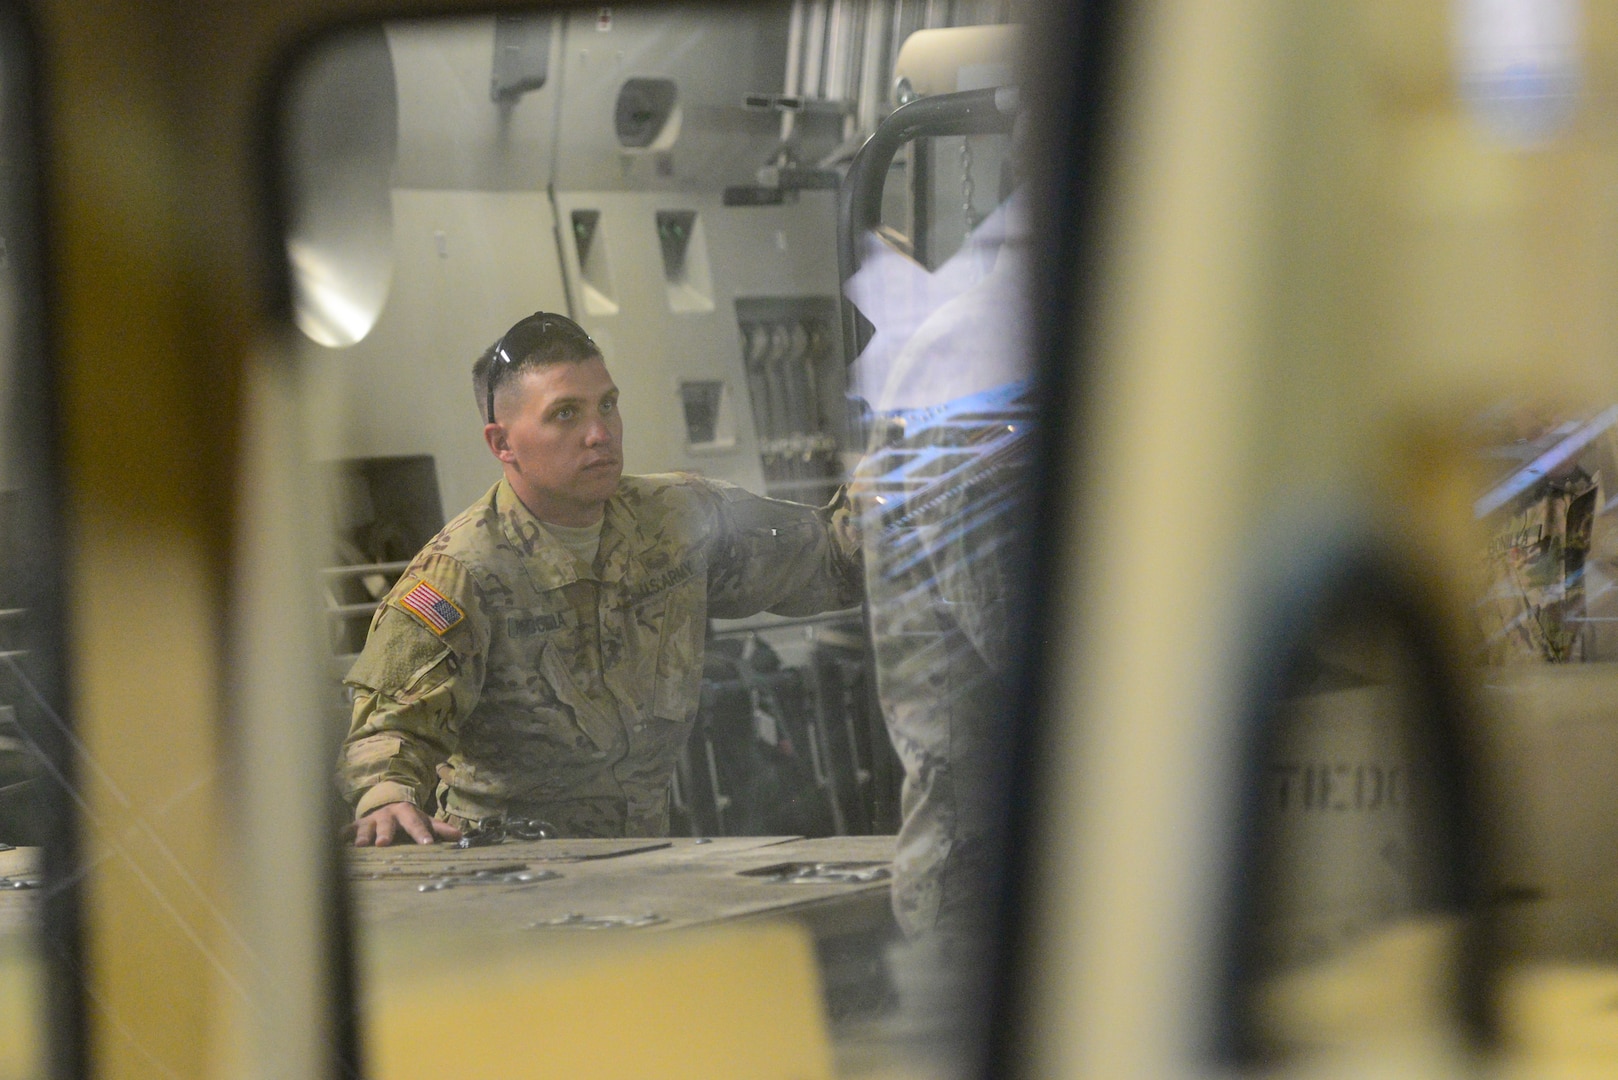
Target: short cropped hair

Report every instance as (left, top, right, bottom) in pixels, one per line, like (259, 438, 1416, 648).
(475, 312, 601, 423)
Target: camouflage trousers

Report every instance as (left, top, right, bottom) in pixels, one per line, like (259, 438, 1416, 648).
(875, 609, 1004, 939)
(852, 395, 1030, 939)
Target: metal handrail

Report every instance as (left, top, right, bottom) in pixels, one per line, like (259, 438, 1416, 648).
(320, 560, 410, 578)
(708, 607, 862, 638)
(836, 85, 1019, 366)
(326, 602, 382, 619)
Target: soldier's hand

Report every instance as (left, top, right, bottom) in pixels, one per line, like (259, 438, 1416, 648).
(825, 485, 863, 572)
(349, 802, 463, 847)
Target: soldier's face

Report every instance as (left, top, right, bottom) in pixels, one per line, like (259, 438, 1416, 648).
(486, 357, 624, 526)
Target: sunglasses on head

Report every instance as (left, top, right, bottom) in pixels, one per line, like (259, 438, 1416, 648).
(485, 312, 596, 424)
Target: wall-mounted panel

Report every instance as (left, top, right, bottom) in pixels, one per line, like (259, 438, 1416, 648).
(551, 7, 787, 193)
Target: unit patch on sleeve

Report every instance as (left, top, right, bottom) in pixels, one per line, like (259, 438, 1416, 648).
(398, 580, 465, 635)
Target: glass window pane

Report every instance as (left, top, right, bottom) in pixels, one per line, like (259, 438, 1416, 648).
(275, 5, 1037, 1075)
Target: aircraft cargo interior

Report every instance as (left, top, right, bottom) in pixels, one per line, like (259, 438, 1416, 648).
(11, 2, 1618, 1079)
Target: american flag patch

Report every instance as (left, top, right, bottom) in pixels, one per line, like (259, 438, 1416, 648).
(398, 580, 464, 635)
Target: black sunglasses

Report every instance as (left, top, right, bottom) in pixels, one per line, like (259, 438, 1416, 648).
(485, 312, 596, 424)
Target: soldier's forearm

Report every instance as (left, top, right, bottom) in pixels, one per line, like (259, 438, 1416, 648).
(353, 779, 423, 819)
(338, 712, 451, 817)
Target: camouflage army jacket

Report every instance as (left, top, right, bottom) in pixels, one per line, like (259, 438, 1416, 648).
(339, 474, 861, 837)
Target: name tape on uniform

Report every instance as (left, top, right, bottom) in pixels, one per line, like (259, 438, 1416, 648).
(398, 580, 465, 635)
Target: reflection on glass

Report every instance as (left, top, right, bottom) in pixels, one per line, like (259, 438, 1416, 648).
(1475, 404, 1617, 664)
(1245, 617, 1456, 1058)
(284, 25, 398, 348)
(847, 165, 1031, 1059)
(1231, 404, 1618, 1067)
(282, 4, 1031, 1074)
(1471, 403, 1618, 1058)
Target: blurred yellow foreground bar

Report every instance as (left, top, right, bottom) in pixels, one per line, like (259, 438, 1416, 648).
(363, 920, 833, 1080)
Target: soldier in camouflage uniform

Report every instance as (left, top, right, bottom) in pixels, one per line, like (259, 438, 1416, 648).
(844, 187, 1035, 945)
(340, 313, 861, 844)
(851, 382, 1032, 939)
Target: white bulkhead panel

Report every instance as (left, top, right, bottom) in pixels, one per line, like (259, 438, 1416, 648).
(545, 6, 848, 493)
(300, 8, 850, 516)
(300, 15, 570, 519)
(554, 190, 842, 491)
(388, 15, 563, 192)
(550, 6, 788, 194)
(301, 189, 571, 518)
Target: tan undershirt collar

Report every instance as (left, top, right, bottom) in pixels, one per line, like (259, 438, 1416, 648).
(541, 517, 603, 572)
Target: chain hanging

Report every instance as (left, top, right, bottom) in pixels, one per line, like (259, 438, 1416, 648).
(960, 137, 980, 232)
